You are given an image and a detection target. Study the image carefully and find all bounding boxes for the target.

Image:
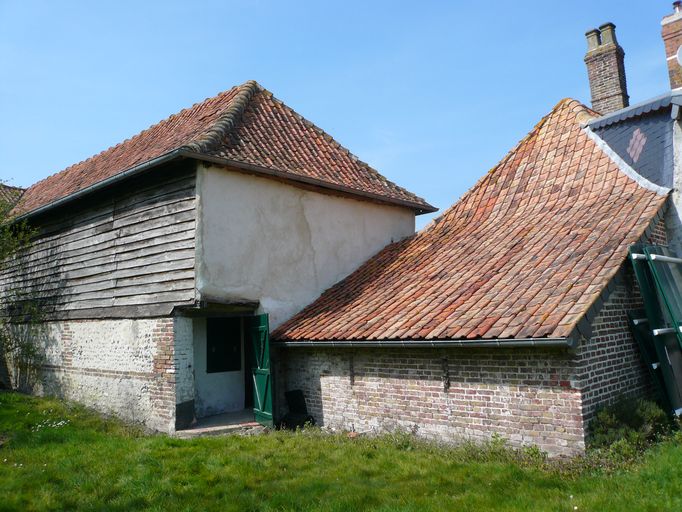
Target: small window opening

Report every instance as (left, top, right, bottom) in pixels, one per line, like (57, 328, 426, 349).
(206, 317, 242, 373)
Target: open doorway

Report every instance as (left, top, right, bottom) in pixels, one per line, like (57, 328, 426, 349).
(193, 316, 248, 418)
(189, 313, 272, 427)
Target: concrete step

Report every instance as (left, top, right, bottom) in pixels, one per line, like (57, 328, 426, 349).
(174, 421, 267, 439)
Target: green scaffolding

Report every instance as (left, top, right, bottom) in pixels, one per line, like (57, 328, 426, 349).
(628, 244, 682, 416)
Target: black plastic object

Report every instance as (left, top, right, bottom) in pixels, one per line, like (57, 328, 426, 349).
(279, 389, 316, 429)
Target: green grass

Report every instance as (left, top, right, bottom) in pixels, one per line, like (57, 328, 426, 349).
(1, 391, 682, 511)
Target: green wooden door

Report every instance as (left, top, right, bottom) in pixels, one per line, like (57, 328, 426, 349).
(249, 314, 273, 427)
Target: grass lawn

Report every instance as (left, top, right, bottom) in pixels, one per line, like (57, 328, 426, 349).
(2, 391, 682, 511)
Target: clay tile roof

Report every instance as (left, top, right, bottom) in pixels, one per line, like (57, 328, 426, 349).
(15, 81, 433, 216)
(273, 99, 669, 342)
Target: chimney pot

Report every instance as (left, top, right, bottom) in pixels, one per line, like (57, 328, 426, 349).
(585, 29, 600, 51)
(675, 1, 682, 13)
(599, 23, 618, 45)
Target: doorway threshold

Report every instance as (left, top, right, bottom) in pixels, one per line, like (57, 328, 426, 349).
(174, 409, 265, 439)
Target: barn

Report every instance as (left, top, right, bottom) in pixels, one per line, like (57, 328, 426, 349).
(0, 80, 433, 432)
(4, 8, 682, 456)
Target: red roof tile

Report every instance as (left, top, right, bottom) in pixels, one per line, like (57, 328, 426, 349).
(273, 99, 669, 342)
(15, 81, 433, 215)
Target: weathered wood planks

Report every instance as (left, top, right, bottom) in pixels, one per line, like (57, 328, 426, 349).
(0, 164, 198, 319)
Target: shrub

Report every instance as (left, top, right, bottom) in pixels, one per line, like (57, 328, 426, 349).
(589, 397, 671, 450)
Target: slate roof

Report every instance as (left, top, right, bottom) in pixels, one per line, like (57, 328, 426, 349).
(591, 109, 674, 189)
(587, 91, 682, 130)
(273, 99, 668, 342)
(15, 81, 434, 216)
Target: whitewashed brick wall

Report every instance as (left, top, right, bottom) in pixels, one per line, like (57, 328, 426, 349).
(21, 317, 178, 433)
(173, 317, 194, 405)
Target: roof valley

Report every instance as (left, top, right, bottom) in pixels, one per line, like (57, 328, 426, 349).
(273, 99, 669, 342)
(583, 125, 670, 196)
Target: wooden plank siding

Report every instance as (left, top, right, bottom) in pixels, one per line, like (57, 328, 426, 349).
(0, 163, 198, 319)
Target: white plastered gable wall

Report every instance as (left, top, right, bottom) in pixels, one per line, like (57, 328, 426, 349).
(173, 163, 417, 420)
(193, 163, 416, 328)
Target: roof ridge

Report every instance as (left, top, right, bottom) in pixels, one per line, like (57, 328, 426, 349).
(15, 80, 434, 216)
(183, 80, 261, 154)
(21, 84, 245, 198)
(258, 87, 426, 201)
(587, 91, 674, 129)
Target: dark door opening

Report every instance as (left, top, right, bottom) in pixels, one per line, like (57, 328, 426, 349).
(194, 316, 246, 418)
(206, 317, 242, 374)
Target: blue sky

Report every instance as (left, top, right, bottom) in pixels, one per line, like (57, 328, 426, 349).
(0, 1, 673, 227)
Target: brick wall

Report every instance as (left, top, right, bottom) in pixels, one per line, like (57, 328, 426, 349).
(576, 215, 667, 423)
(649, 215, 669, 246)
(279, 347, 585, 456)
(577, 277, 651, 422)
(662, 11, 682, 90)
(277, 217, 669, 456)
(174, 317, 194, 405)
(150, 318, 176, 431)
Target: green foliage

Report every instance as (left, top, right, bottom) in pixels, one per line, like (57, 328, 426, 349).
(538, 397, 680, 476)
(0, 191, 32, 265)
(0, 320, 45, 391)
(589, 397, 672, 450)
(0, 186, 43, 391)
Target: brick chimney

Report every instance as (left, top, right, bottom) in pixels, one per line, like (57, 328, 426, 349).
(584, 23, 629, 114)
(662, 1, 682, 90)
